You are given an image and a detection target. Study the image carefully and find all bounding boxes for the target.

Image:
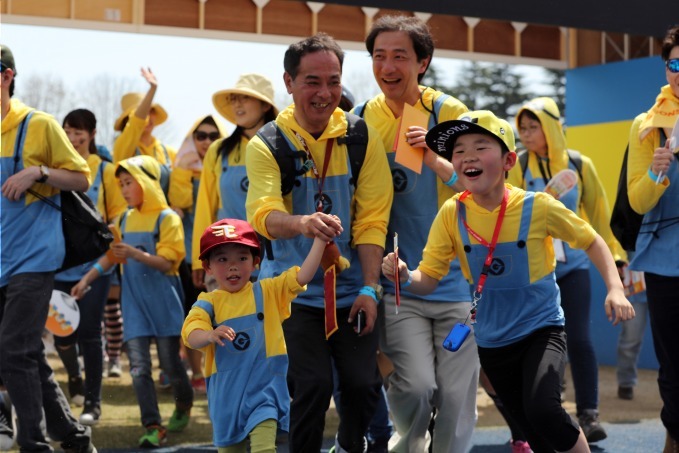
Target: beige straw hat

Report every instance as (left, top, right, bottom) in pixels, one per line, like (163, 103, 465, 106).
(114, 92, 168, 132)
(212, 73, 279, 125)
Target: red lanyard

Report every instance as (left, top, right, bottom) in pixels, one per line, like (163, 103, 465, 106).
(293, 131, 334, 212)
(459, 188, 509, 320)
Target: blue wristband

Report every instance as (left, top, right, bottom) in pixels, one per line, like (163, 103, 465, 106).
(401, 270, 413, 288)
(445, 171, 459, 187)
(358, 286, 378, 303)
(648, 166, 665, 183)
(93, 262, 104, 275)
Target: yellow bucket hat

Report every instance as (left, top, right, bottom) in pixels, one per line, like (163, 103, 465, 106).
(212, 73, 279, 125)
(114, 92, 168, 132)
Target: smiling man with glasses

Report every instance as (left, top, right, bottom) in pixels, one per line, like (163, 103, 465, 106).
(625, 24, 679, 453)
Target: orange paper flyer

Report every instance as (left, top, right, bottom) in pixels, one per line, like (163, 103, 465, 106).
(394, 103, 428, 174)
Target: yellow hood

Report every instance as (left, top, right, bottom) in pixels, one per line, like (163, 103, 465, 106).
(2, 99, 35, 133)
(516, 97, 569, 167)
(116, 155, 168, 213)
(277, 104, 348, 142)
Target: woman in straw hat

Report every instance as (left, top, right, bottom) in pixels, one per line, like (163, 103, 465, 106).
(168, 114, 227, 394)
(190, 73, 278, 288)
(113, 67, 175, 195)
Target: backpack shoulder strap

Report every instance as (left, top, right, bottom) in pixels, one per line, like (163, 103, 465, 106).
(12, 111, 36, 174)
(256, 121, 307, 196)
(518, 150, 529, 186)
(338, 112, 368, 187)
(566, 150, 585, 199)
(353, 101, 367, 118)
(429, 93, 450, 129)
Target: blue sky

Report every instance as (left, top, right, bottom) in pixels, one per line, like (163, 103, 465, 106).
(2, 23, 544, 148)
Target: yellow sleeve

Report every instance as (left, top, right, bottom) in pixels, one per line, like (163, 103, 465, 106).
(351, 125, 393, 247)
(101, 162, 128, 222)
(245, 135, 287, 240)
(113, 115, 145, 163)
(578, 157, 627, 262)
(262, 266, 306, 322)
(168, 167, 194, 210)
(419, 200, 464, 281)
(543, 193, 597, 250)
(181, 301, 213, 349)
(157, 211, 186, 272)
(627, 114, 669, 215)
(192, 141, 222, 268)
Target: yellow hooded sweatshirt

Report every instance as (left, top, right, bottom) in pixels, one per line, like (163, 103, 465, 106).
(507, 97, 626, 264)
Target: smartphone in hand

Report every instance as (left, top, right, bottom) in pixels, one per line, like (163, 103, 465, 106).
(354, 310, 365, 334)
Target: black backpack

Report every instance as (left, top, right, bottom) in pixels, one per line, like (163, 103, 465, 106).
(610, 129, 666, 251)
(255, 112, 369, 258)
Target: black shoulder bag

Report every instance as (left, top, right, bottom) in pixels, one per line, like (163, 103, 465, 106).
(14, 111, 113, 271)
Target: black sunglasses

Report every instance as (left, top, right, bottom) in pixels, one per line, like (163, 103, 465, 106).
(194, 131, 221, 142)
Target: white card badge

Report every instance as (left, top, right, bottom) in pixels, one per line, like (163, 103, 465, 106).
(553, 238, 567, 263)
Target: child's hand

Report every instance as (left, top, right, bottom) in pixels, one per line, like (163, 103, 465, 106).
(381, 253, 408, 284)
(604, 288, 636, 326)
(141, 67, 158, 87)
(209, 325, 236, 346)
(71, 280, 90, 300)
(111, 242, 139, 260)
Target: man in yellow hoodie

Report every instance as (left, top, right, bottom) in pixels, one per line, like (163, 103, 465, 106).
(0, 44, 96, 453)
(246, 33, 393, 453)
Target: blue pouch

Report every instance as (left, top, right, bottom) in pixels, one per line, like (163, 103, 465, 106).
(443, 322, 471, 352)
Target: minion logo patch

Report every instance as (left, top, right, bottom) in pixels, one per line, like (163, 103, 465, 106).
(392, 169, 408, 193)
(488, 258, 505, 276)
(232, 332, 251, 351)
(211, 224, 238, 239)
(240, 177, 249, 192)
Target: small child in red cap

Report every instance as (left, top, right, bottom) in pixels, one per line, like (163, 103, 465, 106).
(181, 218, 327, 452)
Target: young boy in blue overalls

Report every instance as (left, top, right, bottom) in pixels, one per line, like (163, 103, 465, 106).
(381, 110, 636, 453)
(72, 155, 193, 448)
(182, 218, 328, 452)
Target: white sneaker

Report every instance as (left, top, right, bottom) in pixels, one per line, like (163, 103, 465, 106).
(108, 360, 122, 378)
(0, 392, 14, 451)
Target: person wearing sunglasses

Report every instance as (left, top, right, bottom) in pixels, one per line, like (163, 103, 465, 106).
(168, 115, 226, 395)
(625, 24, 679, 453)
(190, 74, 278, 290)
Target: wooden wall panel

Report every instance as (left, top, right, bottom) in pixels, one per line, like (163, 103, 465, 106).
(263, 0, 311, 37)
(474, 20, 514, 55)
(576, 29, 602, 67)
(604, 31, 625, 63)
(74, 0, 133, 23)
(317, 4, 364, 42)
(11, 0, 70, 18)
(146, 0, 199, 29)
(205, 0, 256, 34)
(429, 15, 467, 52)
(521, 25, 560, 60)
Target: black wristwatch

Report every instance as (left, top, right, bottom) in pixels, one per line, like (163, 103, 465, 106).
(36, 165, 50, 183)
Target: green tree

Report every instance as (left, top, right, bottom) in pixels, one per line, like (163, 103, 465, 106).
(543, 68, 566, 115)
(449, 62, 532, 119)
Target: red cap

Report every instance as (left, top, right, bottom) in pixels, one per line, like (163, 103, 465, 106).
(198, 219, 261, 261)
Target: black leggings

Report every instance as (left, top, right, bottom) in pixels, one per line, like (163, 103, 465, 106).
(479, 326, 581, 453)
